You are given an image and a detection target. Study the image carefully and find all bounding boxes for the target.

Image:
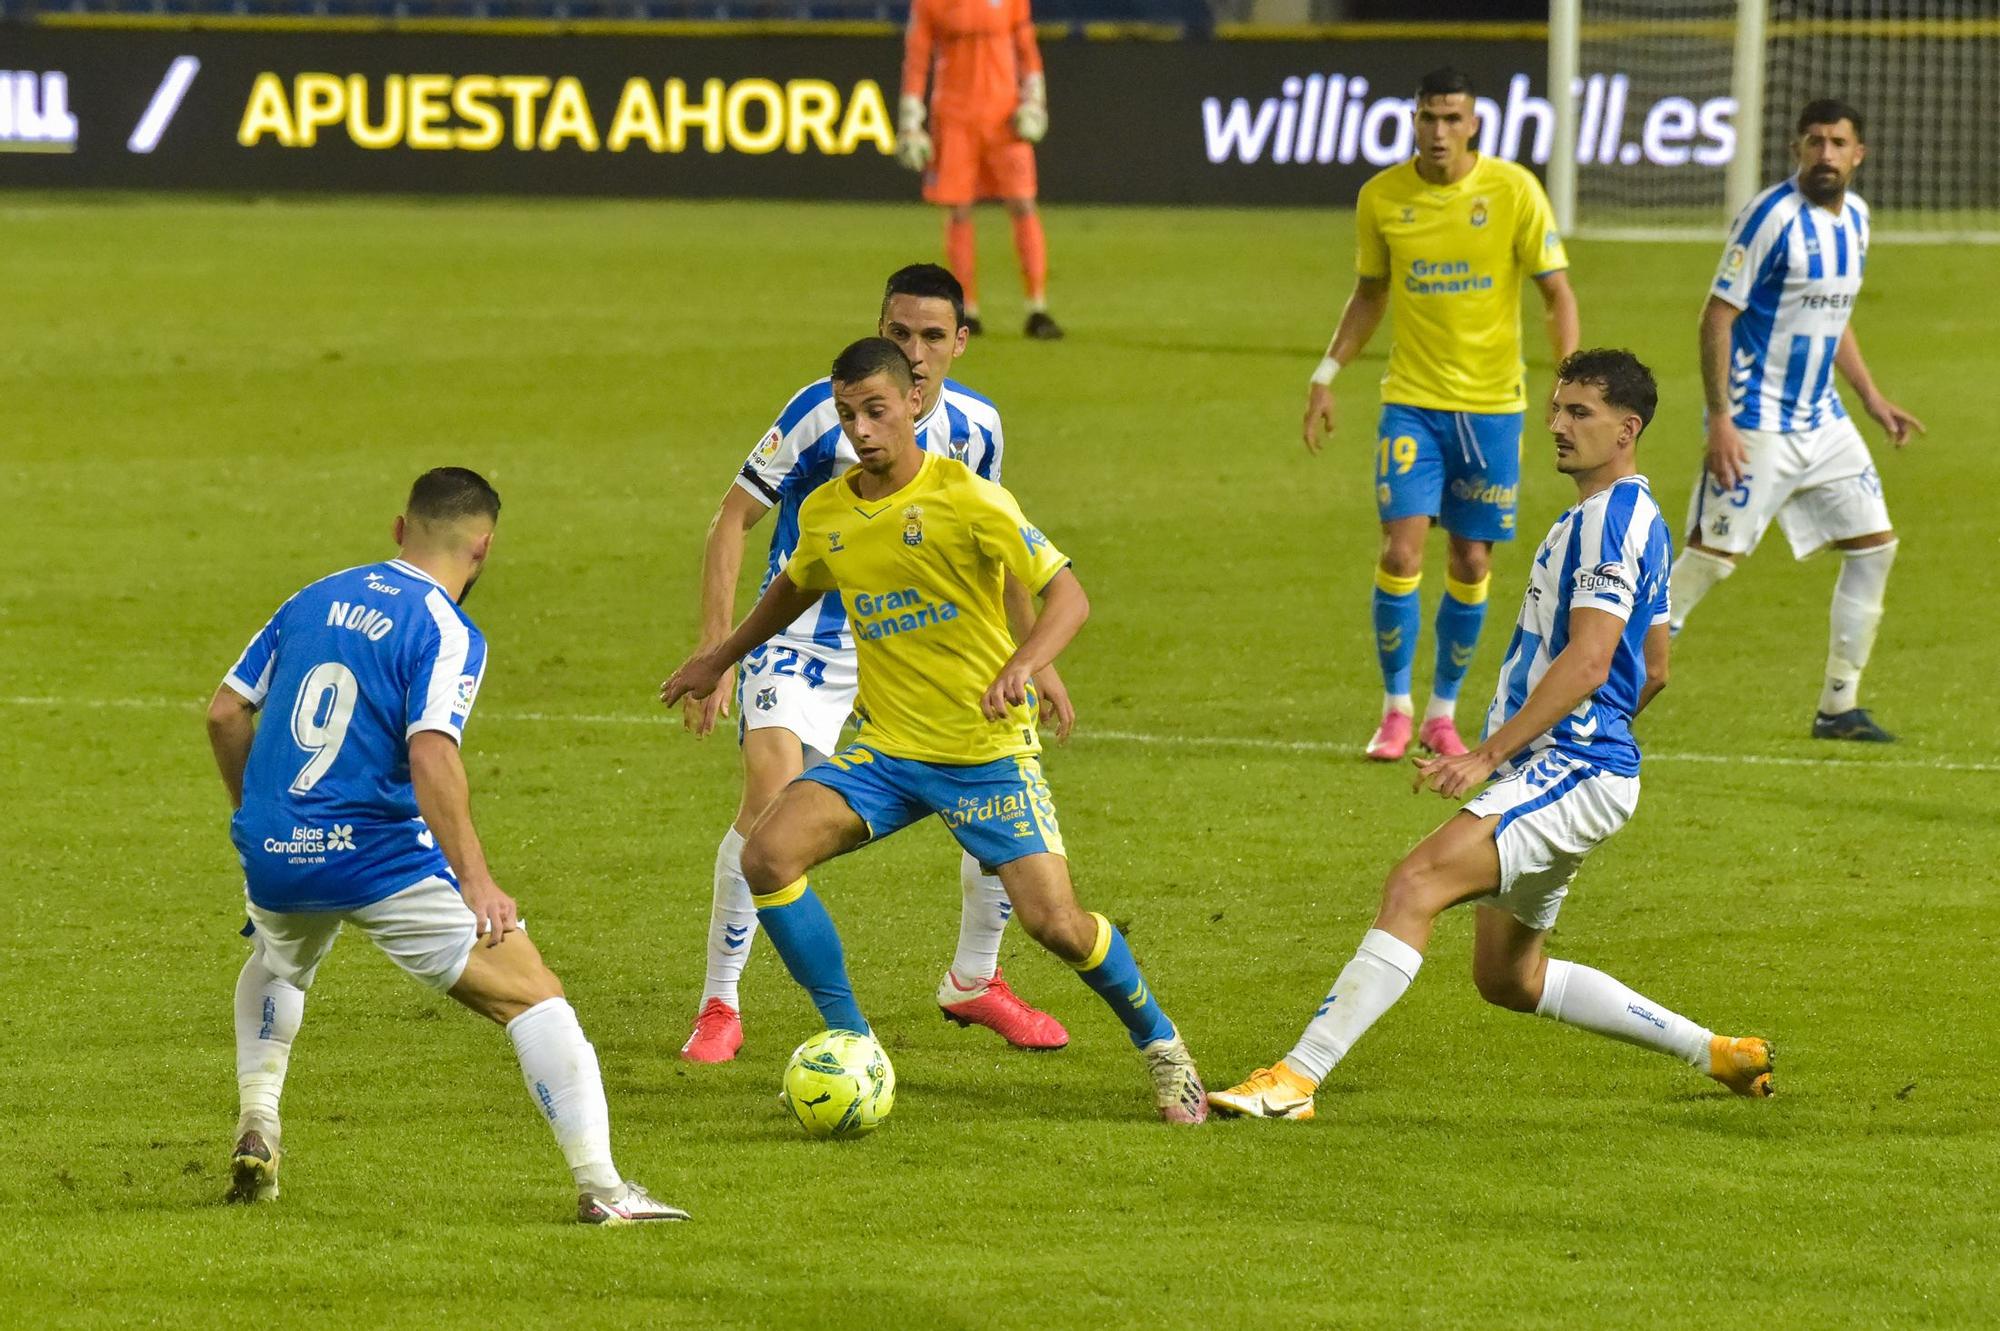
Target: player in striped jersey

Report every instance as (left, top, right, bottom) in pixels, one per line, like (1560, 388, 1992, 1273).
(674, 264, 1073, 1063)
(207, 468, 685, 1223)
(1211, 352, 1773, 1121)
(1669, 100, 1925, 742)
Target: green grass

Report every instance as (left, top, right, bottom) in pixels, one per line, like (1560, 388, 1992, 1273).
(1, 195, 1996, 1328)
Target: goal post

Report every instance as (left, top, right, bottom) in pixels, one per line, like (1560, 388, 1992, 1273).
(1550, 0, 2000, 244)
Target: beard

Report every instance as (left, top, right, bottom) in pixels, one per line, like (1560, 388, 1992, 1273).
(458, 568, 482, 605)
(1800, 165, 1845, 203)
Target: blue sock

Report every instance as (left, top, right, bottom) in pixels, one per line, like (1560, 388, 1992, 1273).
(752, 879, 868, 1034)
(1431, 574, 1490, 707)
(1373, 567, 1422, 698)
(1073, 913, 1175, 1048)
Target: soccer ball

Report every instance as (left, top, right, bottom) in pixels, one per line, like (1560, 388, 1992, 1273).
(780, 1029, 895, 1139)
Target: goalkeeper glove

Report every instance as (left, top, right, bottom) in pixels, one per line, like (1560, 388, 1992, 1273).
(1014, 73, 1048, 144)
(896, 94, 932, 172)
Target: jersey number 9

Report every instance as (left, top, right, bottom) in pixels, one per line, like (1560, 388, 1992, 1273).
(288, 661, 359, 795)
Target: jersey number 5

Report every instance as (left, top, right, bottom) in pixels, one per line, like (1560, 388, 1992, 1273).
(288, 661, 359, 795)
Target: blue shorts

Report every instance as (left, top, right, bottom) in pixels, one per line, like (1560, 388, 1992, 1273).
(798, 743, 1066, 871)
(1374, 404, 1523, 542)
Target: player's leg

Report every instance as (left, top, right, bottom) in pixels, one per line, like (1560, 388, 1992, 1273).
(937, 849, 1069, 1050)
(927, 122, 982, 332)
(227, 905, 339, 1202)
(1669, 427, 1791, 634)
(1367, 407, 1447, 759)
(1473, 905, 1771, 1096)
(740, 749, 911, 1034)
(1209, 810, 1499, 1120)
(687, 647, 856, 1061)
(349, 879, 687, 1223)
(1424, 410, 1519, 754)
(992, 134, 1059, 339)
(930, 754, 1198, 1119)
(1780, 422, 1899, 738)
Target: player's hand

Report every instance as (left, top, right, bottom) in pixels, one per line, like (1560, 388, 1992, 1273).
(1032, 664, 1075, 744)
(1412, 749, 1498, 801)
(681, 658, 734, 737)
(895, 128, 933, 172)
(460, 875, 519, 948)
(1703, 416, 1750, 491)
(896, 93, 932, 172)
(1864, 394, 1926, 448)
(1303, 384, 1337, 454)
(1014, 74, 1048, 144)
(660, 650, 728, 710)
(982, 661, 1037, 722)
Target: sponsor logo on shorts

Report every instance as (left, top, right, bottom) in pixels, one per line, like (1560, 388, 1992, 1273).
(1449, 477, 1517, 506)
(945, 791, 1032, 834)
(263, 824, 357, 861)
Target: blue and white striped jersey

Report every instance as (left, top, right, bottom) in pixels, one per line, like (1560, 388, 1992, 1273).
(222, 559, 486, 912)
(1711, 176, 1870, 433)
(1484, 476, 1672, 780)
(733, 377, 1005, 654)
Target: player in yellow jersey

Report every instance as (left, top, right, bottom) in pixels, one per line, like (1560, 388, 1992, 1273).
(1303, 67, 1580, 762)
(661, 338, 1208, 1124)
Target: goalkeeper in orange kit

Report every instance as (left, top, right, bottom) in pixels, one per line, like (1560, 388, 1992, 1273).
(897, 0, 1062, 339)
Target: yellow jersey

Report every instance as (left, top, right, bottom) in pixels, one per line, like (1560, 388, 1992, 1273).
(784, 450, 1071, 765)
(1355, 155, 1568, 414)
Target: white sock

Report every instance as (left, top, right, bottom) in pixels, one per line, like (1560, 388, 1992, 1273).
(234, 957, 304, 1133)
(1285, 928, 1423, 1083)
(1384, 693, 1414, 718)
(1535, 958, 1711, 1068)
(1423, 694, 1457, 724)
(701, 827, 756, 1007)
(1821, 540, 1896, 714)
(949, 852, 1010, 987)
(507, 997, 621, 1193)
(1667, 546, 1736, 633)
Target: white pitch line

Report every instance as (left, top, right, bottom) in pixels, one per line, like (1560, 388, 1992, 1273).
(5, 694, 1994, 775)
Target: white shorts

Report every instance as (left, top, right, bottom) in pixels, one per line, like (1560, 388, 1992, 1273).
(1464, 752, 1639, 931)
(245, 875, 478, 994)
(1684, 415, 1890, 559)
(737, 640, 858, 759)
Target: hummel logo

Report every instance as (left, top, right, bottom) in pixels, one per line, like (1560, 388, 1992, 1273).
(1450, 644, 1475, 668)
(1378, 628, 1404, 652)
(723, 925, 751, 949)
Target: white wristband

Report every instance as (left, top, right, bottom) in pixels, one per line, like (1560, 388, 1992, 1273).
(1309, 356, 1341, 387)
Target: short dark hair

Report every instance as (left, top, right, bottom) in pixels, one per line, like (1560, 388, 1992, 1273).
(830, 337, 915, 391)
(1416, 67, 1475, 102)
(882, 263, 967, 330)
(406, 467, 500, 524)
(1797, 98, 1864, 140)
(1556, 349, 1658, 435)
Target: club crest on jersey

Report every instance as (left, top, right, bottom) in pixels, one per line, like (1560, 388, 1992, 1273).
(755, 686, 777, 711)
(1469, 196, 1490, 227)
(902, 505, 925, 546)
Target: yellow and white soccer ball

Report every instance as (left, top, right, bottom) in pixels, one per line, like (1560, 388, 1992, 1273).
(780, 1029, 895, 1139)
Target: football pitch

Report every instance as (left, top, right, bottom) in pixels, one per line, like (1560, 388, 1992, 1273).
(3, 195, 1996, 1328)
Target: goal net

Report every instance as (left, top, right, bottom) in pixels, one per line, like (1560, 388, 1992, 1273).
(1558, 0, 2000, 243)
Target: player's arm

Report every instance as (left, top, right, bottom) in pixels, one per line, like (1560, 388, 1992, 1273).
(1303, 275, 1389, 454)
(1534, 269, 1580, 366)
(1834, 326, 1926, 447)
(1635, 622, 1671, 716)
(897, 0, 935, 170)
(662, 570, 822, 709)
(683, 485, 771, 736)
(1003, 571, 1074, 742)
(408, 730, 516, 946)
(983, 567, 1088, 721)
(1697, 294, 1751, 490)
(1011, 0, 1047, 143)
(1415, 606, 1623, 799)
(206, 685, 258, 811)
